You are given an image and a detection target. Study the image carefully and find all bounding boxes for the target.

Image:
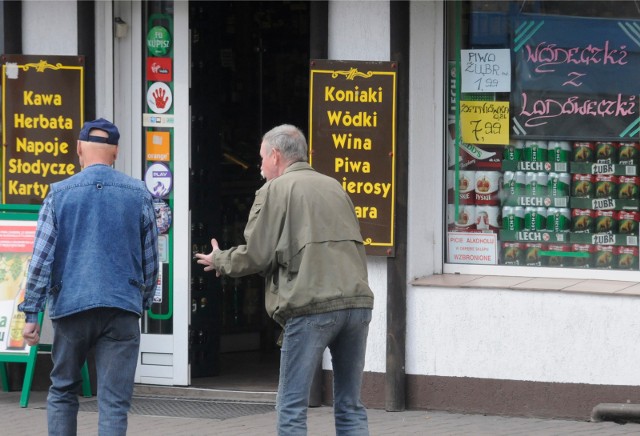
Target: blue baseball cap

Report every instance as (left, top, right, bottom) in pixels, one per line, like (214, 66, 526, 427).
(79, 118, 120, 145)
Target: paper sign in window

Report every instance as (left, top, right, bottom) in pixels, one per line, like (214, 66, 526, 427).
(460, 101, 510, 145)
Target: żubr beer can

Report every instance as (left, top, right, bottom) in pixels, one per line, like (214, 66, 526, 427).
(594, 210, 616, 234)
(524, 242, 544, 266)
(547, 172, 570, 198)
(616, 210, 640, 235)
(594, 245, 615, 269)
(594, 174, 618, 199)
(525, 206, 547, 231)
(571, 209, 595, 233)
(571, 174, 594, 198)
(523, 140, 548, 162)
(615, 246, 639, 270)
(546, 207, 570, 232)
(545, 243, 570, 267)
(571, 243, 594, 268)
(475, 171, 501, 205)
(595, 141, 618, 164)
(502, 206, 524, 231)
(501, 242, 523, 266)
(618, 142, 639, 165)
(573, 141, 595, 162)
(617, 176, 639, 200)
(548, 141, 571, 163)
(503, 140, 524, 161)
(525, 172, 547, 197)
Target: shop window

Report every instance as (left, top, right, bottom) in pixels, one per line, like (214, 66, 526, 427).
(445, 1, 640, 275)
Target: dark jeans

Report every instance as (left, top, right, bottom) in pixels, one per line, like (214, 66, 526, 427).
(47, 308, 140, 436)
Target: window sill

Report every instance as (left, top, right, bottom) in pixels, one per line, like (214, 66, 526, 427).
(411, 274, 640, 297)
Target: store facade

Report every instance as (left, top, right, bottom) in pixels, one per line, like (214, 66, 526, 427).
(6, 0, 640, 419)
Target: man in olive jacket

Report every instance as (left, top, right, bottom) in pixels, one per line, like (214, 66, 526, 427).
(196, 124, 374, 435)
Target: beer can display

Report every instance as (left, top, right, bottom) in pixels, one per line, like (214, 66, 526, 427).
(502, 206, 525, 231)
(594, 174, 618, 198)
(571, 174, 594, 198)
(475, 171, 501, 205)
(615, 246, 639, 270)
(524, 242, 544, 266)
(502, 171, 525, 198)
(501, 242, 524, 266)
(545, 243, 570, 267)
(594, 245, 615, 269)
(525, 172, 547, 197)
(457, 170, 475, 205)
(503, 140, 524, 161)
(547, 172, 570, 198)
(523, 140, 548, 162)
(524, 206, 547, 231)
(548, 141, 571, 163)
(449, 204, 476, 230)
(617, 142, 639, 165)
(617, 176, 639, 200)
(616, 210, 640, 235)
(573, 141, 595, 162)
(594, 210, 616, 233)
(571, 209, 594, 233)
(475, 205, 500, 231)
(546, 207, 570, 232)
(595, 141, 617, 164)
(571, 243, 594, 268)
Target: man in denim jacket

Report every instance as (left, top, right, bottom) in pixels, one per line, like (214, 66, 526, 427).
(19, 118, 159, 436)
(196, 124, 374, 435)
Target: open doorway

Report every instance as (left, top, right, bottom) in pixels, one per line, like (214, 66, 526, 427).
(188, 1, 310, 390)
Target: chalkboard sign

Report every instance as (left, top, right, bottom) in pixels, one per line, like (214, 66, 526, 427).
(511, 14, 640, 140)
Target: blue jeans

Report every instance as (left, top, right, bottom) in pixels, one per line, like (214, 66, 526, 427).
(277, 308, 372, 436)
(48, 308, 141, 436)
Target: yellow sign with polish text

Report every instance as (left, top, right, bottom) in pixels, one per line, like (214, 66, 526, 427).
(460, 101, 509, 145)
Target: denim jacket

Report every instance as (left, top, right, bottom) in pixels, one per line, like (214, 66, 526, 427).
(19, 164, 159, 322)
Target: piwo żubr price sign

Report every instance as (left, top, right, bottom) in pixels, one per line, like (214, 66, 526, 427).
(2, 55, 83, 205)
(309, 60, 397, 256)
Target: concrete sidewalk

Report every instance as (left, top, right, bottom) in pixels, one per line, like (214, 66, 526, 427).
(2, 389, 639, 435)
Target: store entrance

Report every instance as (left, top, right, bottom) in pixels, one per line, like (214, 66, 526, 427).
(188, 1, 310, 390)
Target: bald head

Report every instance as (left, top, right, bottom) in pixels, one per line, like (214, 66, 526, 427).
(77, 128, 119, 169)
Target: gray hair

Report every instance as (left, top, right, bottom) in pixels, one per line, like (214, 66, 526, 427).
(262, 124, 308, 163)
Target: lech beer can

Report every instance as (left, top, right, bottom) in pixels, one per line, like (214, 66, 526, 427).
(546, 207, 570, 232)
(503, 140, 524, 161)
(502, 206, 524, 231)
(525, 206, 547, 231)
(547, 172, 570, 198)
(548, 141, 571, 163)
(523, 140, 548, 162)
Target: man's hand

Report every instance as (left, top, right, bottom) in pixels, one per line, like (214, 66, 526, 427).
(23, 322, 40, 346)
(195, 238, 221, 276)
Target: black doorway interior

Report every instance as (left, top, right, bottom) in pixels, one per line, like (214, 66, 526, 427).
(188, 1, 310, 389)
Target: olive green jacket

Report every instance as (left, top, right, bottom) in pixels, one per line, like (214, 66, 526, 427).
(214, 162, 374, 326)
